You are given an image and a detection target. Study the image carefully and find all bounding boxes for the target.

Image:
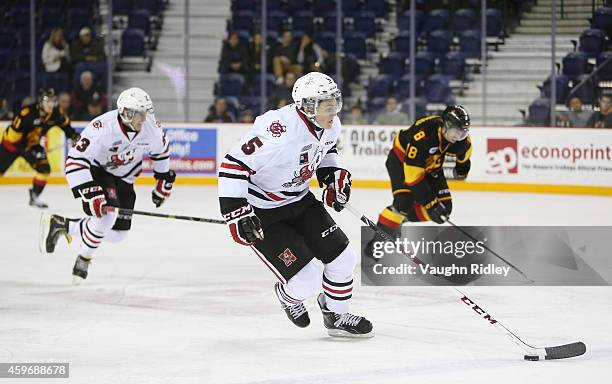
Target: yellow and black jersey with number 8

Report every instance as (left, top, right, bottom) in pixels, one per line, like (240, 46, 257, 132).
(389, 115, 472, 202)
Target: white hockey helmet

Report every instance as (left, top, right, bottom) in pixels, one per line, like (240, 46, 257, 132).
(116, 87, 154, 128)
(292, 72, 342, 119)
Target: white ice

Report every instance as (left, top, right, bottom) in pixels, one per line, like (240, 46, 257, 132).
(1, 185, 611, 384)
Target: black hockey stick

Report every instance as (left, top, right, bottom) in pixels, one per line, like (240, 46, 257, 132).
(444, 218, 533, 283)
(105, 207, 226, 224)
(344, 203, 586, 361)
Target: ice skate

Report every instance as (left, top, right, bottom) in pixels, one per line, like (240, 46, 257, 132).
(274, 282, 310, 328)
(72, 255, 91, 285)
(29, 188, 48, 209)
(317, 293, 374, 338)
(39, 213, 73, 254)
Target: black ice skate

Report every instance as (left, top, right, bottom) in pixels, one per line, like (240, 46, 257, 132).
(29, 188, 48, 209)
(317, 293, 374, 338)
(274, 282, 310, 328)
(39, 214, 73, 254)
(72, 255, 91, 285)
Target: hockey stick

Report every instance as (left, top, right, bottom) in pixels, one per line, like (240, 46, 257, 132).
(105, 207, 226, 224)
(444, 218, 533, 283)
(344, 203, 586, 361)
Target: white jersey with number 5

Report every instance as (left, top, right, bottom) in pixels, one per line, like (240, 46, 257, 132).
(218, 104, 341, 209)
(65, 110, 170, 190)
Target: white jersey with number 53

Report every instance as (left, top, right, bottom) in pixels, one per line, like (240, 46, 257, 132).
(218, 104, 341, 209)
(65, 110, 170, 191)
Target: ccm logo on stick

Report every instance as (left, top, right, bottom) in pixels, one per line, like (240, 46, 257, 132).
(461, 295, 498, 324)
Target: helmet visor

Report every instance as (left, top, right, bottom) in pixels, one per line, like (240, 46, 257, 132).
(443, 119, 469, 141)
(315, 93, 343, 115)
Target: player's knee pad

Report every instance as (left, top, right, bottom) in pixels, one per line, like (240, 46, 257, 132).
(285, 261, 321, 301)
(324, 245, 357, 279)
(104, 229, 129, 243)
(89, 210, 119, 235)
(35, 162, 50, 174)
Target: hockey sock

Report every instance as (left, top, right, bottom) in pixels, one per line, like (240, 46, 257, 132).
(322, 246, 356, 314)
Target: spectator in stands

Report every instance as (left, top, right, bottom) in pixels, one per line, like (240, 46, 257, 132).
(558, 96, 591, 127)
(204, 97, 235, 122)
(296, 34, 325, 74)
(374, 96, 411, 125)
(239, 109, 254, 123)
(70, 27, 106, 64)
(268, 72, 297, 110)
(72, 70, 102, 115)
(344, 105, 368, 125)
(0, 98, 14, 120)
(75, 92, 103, 121)
(42, 27, 70, 74)
(587, 94, 612, 128)
(219, 32, 249, 75)
(247, 33, 273, 83)
(57, 91, 74, 119)
(272, 31, 300, 84)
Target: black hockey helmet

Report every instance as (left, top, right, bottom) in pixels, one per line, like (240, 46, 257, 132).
(441, 105, 470, 142)
(38, 88, 57, 113)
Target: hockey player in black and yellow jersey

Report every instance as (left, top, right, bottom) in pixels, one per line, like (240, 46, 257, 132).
(0, 89, 79, 208)
(372, 105, 472, 241)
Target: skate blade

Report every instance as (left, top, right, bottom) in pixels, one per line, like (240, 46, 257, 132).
(72, 275, 84, 285)
(38, 212, 51, 255)
(327, 329, 375, 339)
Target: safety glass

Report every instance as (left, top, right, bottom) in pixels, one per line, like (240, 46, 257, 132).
(316, 95, 343, 115)
(444, 120, 469, 141)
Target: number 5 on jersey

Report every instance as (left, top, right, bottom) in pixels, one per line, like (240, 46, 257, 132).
(241, 137, 263, 155)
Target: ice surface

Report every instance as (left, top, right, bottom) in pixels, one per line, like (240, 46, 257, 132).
(1, 185, 611, 383)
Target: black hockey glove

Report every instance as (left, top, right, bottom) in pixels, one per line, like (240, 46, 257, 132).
(320, 168, 352, 212)
(223, 204, 264, 246)
(77, 181, 107, 218)
(455, 159, 471, 180)
(423, 199, 448, 224)
(152, 170, 176, 207)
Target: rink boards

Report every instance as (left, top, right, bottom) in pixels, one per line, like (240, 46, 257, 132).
(1, 121, 611, 196)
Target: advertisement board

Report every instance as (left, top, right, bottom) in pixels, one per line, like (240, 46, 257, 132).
(1, 119, 611, 195)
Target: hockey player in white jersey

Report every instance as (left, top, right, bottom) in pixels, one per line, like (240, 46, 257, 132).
(218, 72, 373, 337)
(41, 87, 176, 284)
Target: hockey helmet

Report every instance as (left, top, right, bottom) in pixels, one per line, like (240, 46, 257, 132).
(38, 88, 57, 115)
(117, 87, 154, 129)
(292, 72, 342, 118)
(441, 105, 470, 142)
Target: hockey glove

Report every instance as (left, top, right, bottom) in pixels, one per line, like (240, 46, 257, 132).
(77, 181, 107, 218)
(321, 168, 352, 212)
(423, 199, 448, 224)
(152, 170, 176, 207)
(455, 159, 471, 180)
(223, 204, 264, 245)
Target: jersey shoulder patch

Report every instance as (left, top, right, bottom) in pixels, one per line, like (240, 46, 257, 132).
(19, 107, 30, 117)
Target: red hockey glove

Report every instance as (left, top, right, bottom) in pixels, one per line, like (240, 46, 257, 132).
(152, 170, 176, 207)
(223, 204, 264, 245)
(322, 168, 352, 212)
(77, 182, 107, 218)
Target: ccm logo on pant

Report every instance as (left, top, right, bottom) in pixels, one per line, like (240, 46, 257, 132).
(321, 224, 338, 238)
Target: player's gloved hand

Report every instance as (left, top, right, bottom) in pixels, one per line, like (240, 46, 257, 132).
(455, 159, 471, 180)
(223, 204, 264, 245)
(321, 168, 352, 212)
(77, 181, 107, 218)
(424, 199, 448, 224)
(152, 170, 176, 207)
